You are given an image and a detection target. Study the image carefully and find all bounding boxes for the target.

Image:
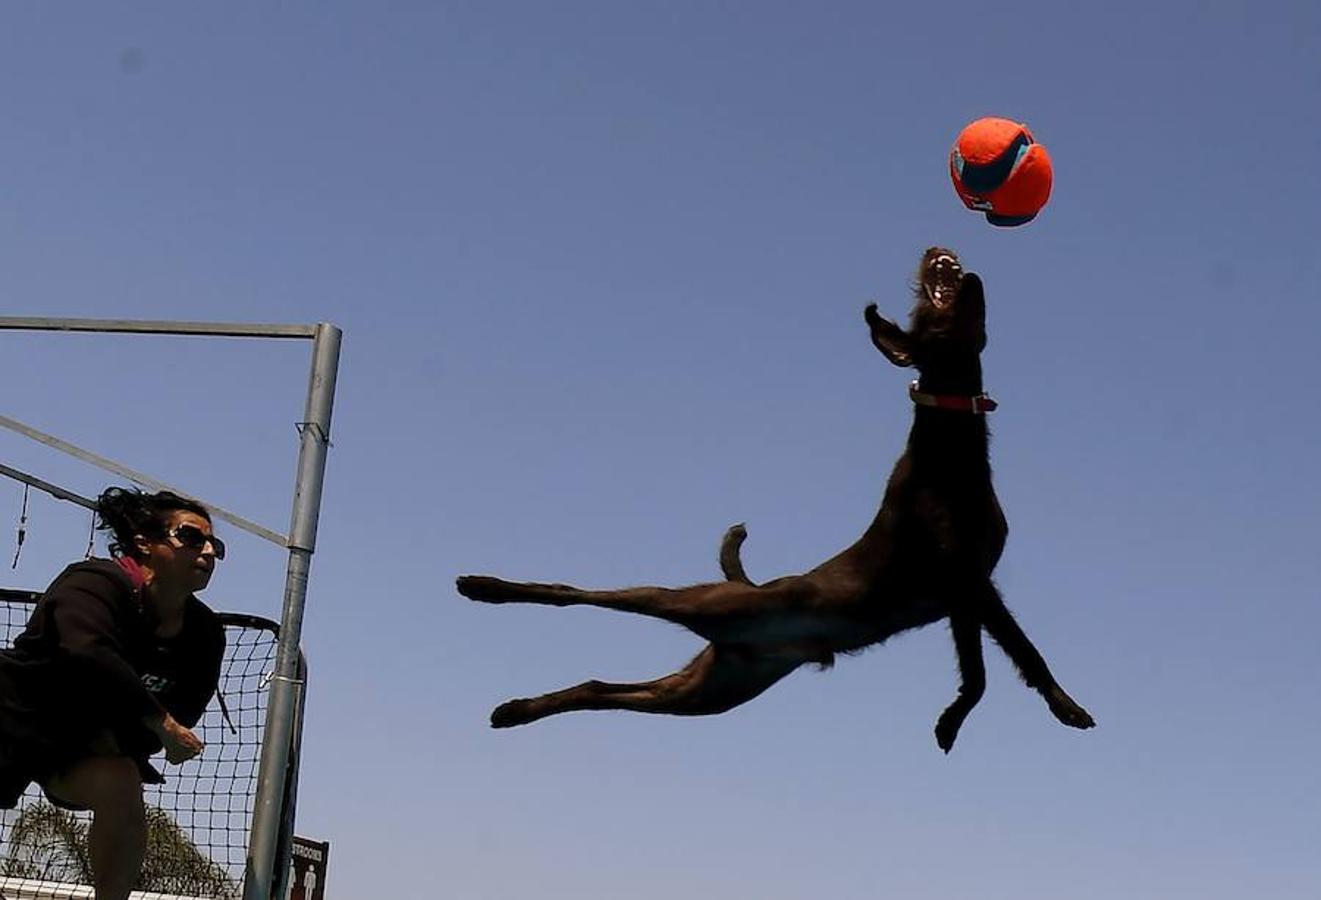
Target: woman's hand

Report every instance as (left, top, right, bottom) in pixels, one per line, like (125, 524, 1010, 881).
(145, 712, 205, 764)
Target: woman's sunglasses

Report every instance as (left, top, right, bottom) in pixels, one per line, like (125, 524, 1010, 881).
(168, 524, 226, 560)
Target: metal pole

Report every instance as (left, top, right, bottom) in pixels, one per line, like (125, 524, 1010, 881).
(272, 651, 309, 900)
(0, 462, 97, 510)
(0, 414, 288, 547)
(244, 323, 341, 900)
(0, 316, 317, 339)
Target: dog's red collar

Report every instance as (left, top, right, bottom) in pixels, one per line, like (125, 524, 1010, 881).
(909, 381, 998, 414)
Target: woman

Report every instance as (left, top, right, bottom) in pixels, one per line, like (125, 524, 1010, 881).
(0, 487, 226, 900)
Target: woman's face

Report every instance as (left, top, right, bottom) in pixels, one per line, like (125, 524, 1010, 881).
(141, 509, 222, 593)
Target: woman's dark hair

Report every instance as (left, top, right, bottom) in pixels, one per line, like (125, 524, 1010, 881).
(96, 486, 212, 560)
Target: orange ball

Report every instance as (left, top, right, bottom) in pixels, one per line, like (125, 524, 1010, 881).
(950, 117, 1053, 226)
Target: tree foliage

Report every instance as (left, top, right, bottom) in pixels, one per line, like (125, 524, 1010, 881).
(2, 801, 238, 899)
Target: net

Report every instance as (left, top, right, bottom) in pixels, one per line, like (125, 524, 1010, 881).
(0, 876, 209, 900)
(0, 590, 282, 900)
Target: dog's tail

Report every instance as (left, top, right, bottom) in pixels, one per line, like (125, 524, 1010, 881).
(719, 522, 756, 586)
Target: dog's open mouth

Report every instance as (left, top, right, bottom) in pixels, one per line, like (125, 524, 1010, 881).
(925, 253, 963, 309)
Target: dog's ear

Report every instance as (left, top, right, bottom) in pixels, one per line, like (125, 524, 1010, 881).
(960, 273, 988, 351)
(960, 273, 985, 318)
(864, 304, 913, 367)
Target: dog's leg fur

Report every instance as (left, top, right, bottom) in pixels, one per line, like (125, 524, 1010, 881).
(490, 644, 801, 727)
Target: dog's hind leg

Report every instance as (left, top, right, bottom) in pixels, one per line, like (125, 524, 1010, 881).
(489, 644, 801, 728)
(456, 575, 810, 633)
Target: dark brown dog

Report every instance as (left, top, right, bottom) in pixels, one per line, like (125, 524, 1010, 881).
(458, 247, 1095, 751)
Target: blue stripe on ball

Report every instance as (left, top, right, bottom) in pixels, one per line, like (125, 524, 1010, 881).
(959, 131, 1032, 195)
(985, 210, 1038, 227)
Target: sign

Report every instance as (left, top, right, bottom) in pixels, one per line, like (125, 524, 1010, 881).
(288, 836, 330, 900)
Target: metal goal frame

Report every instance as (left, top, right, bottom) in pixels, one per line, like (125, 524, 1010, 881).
(0, 317, 341, 900)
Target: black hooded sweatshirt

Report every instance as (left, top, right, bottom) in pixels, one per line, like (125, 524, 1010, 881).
(0, 558, 224, 807)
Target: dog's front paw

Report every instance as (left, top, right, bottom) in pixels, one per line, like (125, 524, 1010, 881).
(934, 705, 968, 753)
(1045, 686, 1096, 730)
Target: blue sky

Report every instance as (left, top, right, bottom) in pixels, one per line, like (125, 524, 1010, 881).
(1, 3, 1319, 898)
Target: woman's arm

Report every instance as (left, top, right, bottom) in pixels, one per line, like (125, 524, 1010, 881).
(47, 570, 165, 722)
(168, 612, 226, 728)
